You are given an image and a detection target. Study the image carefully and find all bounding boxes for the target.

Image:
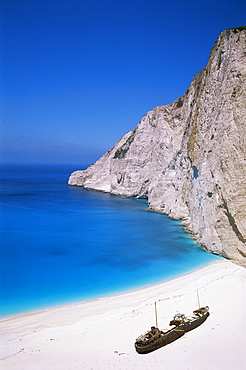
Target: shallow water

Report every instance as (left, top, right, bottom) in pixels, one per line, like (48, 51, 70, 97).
(0, 163, 219, 316)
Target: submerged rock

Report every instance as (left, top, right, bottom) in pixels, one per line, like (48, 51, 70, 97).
(68, 27, 246, 266)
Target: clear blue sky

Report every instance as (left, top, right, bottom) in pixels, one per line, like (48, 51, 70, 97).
(2, 0, 245, 165)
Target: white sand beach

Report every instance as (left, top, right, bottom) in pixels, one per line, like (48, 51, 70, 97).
(1, 259, 246, 370)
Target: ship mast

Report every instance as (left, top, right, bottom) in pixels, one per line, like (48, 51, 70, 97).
(197, 289, 201, 309)
(155, 301, 158, 328)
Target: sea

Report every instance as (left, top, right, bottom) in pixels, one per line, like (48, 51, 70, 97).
(0, 163, 220, 317)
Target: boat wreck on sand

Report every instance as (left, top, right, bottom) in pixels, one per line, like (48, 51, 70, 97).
(134, 305, 209, 354)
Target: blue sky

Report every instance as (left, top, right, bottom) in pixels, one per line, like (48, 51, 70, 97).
(2, 0, 246, 165)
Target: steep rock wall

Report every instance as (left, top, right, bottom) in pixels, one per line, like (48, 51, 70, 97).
(68, 27, 246, 265)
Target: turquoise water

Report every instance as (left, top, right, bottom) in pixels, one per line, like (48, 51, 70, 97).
(0, 163, 219, 317)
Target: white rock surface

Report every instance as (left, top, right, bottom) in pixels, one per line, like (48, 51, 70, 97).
(68, 27, 246, 265)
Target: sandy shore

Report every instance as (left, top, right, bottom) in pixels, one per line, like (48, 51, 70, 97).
(1, 259, 246, 370)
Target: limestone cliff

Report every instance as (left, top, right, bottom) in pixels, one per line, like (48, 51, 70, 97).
(68, 27, 246, 266)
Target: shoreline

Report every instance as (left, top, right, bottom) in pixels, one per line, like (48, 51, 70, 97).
(1, 259, 246, 369)
(0, 256, 219, 321)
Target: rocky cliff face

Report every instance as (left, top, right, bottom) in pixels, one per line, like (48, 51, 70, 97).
(68, 27, 246, 266)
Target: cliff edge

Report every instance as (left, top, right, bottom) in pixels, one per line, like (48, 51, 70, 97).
(68, 27, 246, 266)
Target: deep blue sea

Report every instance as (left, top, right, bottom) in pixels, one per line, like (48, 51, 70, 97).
(0, 163, 220, 317)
